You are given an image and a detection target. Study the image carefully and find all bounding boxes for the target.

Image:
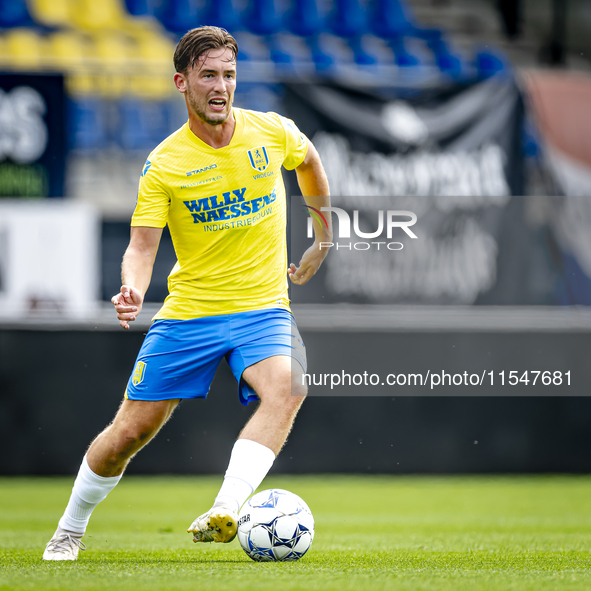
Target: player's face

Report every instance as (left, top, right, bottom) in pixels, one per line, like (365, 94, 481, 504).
(184, 47, 236, 126)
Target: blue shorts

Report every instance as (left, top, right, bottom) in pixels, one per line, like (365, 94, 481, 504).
(125, 308, 306, 405)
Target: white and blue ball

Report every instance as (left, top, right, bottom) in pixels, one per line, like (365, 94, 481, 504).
(237, 489, 314, 562)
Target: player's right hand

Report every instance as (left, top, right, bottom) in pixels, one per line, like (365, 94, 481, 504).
(111, 285, 143, 330)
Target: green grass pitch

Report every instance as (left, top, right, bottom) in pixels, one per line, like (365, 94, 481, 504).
(1, 475, 591, 591)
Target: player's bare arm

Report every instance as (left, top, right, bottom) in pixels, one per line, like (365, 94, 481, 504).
(289, 141, 332, 286)
(111, 226, 163, 329)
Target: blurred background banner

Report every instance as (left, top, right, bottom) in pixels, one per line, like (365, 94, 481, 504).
(0, 73, 66, 198)
(286, 74, 529, 307)
(0, 200, 99, 318)
(283, 76, 523, 196)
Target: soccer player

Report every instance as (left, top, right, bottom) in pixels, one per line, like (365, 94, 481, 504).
(43, 26, 331, 561)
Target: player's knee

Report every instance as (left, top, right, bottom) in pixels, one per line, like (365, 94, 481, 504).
(281, 380, 307, 414)
(290, 379, 307, 400)
(282, 371, 307, 402)
(113, 424, 155, 456)
(291, 366, 308, 399)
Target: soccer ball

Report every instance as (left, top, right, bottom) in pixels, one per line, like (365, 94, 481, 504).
(237, 489, 314, 562)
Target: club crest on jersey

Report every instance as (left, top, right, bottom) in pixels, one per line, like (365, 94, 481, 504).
(132, 361, 146, 386)
(247, 147, 269, 172)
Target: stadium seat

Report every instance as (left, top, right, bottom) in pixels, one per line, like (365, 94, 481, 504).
(428, 38, 463, 77)
(234, 82, 282, 113)
(118, 99, 171, 150)
(85, 32, 138, 98)
(156, 0, 201, 34)
(327, 0, 384, 65)
(92, 31, 136, 68)
(233, 31, 271, 63)
(369, 0, 441, 42)
(134, 27, 175, 61)
(0, 0, 34, 28)
(475, 49, 506, 78)
(131, 30, 176, 101)
(69, 0, 129, 30)
(285, 0, 324, 38)
(369, 0, 411, 38)
(282, 0, 334, 69)
(48, 31, 90, 70)
(329, 0, 367, 38)
(242, 0, 282, 37)
(0, 36, 6, 67)
(28, 0, 73, 28)
(307, 33, 355, 70)
(5, 28, 46, 70)
(124, 0, 153, 17)
(69, 97, 107, 150)
(307, 35, 336, 70)
(389, 36, 419, 67)
(202, 0, 241, 33)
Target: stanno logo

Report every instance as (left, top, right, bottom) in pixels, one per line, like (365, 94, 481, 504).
(186, 163, 217, 176)
(247, 147, 269, 172)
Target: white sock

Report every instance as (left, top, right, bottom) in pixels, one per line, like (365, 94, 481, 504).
(213, 439, 276, 513)
(58, 455, 122, 535)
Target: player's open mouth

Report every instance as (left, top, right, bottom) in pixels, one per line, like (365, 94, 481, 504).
(209, 98, 227, 111)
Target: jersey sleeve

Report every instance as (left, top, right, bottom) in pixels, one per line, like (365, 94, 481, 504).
(274, 113, 309, 170)
(131, 156, 170, 228)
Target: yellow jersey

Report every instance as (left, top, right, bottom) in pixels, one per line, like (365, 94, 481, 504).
(131, 107, 309, 320)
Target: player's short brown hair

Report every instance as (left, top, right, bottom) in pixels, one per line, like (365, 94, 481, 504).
(173, 26, 238, 74)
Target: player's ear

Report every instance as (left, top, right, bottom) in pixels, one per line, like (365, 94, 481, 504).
(174, 72, 188, 93)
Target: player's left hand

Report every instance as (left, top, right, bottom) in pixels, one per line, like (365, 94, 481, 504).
(288, 244, 328, 286)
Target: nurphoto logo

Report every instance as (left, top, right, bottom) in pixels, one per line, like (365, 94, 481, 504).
(303, 205, 418, 251)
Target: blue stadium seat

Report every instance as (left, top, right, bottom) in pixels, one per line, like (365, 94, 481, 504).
(428, 38, 463, 77)
(389, 36, 419, 67)
(307, 35, 336, 71)
(328, 0, 384, 65)
(369, 0, 441, 42)
(69, 98, 107, 151)
(242, 0, 282, 36)
(350, 36, 379, 65)
(202, 0, 241, 33)
(234, 82, 281, 113)
(282, 0, 334, 69)
(0, 0, 34, 27)
(118, 100, 171, 150)
(156, 0, 200, 34)
(286, 0, 324, 38)
(329, 0, 367, 38)
(268, 37, 294, 65)
(370, 0, 411, 38)
(475, 49, 506, 78)
(124, 0, 153, 17)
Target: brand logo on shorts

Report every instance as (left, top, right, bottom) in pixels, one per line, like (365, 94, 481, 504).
(247, 147, 269, 172)
(132, 361, 146, 386)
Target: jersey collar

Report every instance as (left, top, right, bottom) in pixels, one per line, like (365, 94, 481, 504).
(183, 107, 244, 151)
